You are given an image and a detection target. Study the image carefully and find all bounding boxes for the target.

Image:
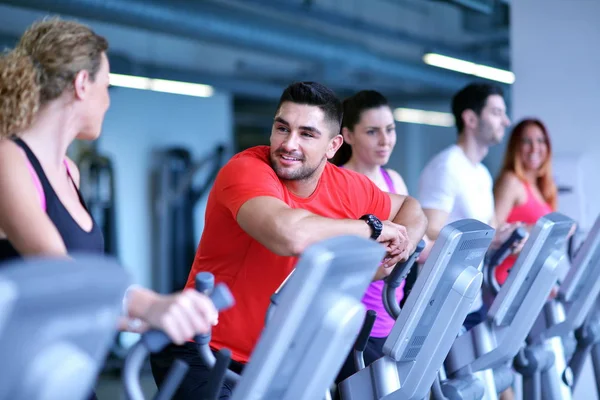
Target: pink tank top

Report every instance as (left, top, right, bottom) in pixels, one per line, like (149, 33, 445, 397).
(495, 181, 553, 285)
(361, 168, 405, 338)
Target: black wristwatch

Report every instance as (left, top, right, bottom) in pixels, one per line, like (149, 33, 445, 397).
(360, 214, 383, 240)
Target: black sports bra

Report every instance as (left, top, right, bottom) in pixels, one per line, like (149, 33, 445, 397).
(0, 138, 104, 263)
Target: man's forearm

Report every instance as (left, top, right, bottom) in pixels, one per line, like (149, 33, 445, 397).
(284, 211, 372, 256)
(391, 196, 428, 249)
(239, 197, 376, 257)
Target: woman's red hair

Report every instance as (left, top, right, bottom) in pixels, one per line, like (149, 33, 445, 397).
(499, 118, 557, 210)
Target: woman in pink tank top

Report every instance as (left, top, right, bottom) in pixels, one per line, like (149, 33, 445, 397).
(493, 119, 557, 284)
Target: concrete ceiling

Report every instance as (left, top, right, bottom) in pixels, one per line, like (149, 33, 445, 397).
(0, 0, 510, 102)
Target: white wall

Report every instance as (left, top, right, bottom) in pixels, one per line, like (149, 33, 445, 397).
(97, 88, 233, 289)
(388, 121, 455, 196)
(511, 0, 600, 233)
(511, 1, 600, 399)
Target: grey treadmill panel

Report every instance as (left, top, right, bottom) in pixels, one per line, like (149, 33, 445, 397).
(447, 212, 575, 374)
(544, 214, 600, 338)
(0, 255, 130, 400)
(231, 235, 386, 400)
(338, 219, 494, 400)
(384, 219, 493, 361)
(488, 212, 573, 327)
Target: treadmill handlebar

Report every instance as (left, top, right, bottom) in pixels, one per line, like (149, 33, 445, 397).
(353, 310, 377, 371)
(487, 227, 528, 269)
(355, 310, 377, 353)
(206, 349, 234, 400)
(196, 272, 215, 293)
(141, 283, 234, 353)
(123, 273, 234, 400)
(382, 239, 426, 320)
(483, 227, 528, 296)
(386, 239, 426, 288)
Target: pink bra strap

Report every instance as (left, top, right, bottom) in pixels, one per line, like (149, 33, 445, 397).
(63, 158, 71, 177)
(18, 147, 46, 211)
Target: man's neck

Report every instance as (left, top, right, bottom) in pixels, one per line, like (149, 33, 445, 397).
(282, 162, 326, 198)
(457, 133, 488, 165)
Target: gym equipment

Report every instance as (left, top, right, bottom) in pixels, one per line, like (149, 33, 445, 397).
(268, 239, 425, 326)
(123, 273, 234, 400)
(518, 214, 600, 400)
(263, 239, 425, 396)
(382, 239, 426, 319)
(77, 145, 127, 374)
(264, 267, 295, 326)
(77, 146, 119, 257)
(481, 227, 528, 298)
(338, 219, 494, 400)
(200, 235, 387, 400)
(152, 145, 226, 294)
(577, 300, 600, 398)
(0, 255, 130, 400)
(439, 212, 574, 400)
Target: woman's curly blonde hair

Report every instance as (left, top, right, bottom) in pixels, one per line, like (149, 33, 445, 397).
(0, 17, 108, 138)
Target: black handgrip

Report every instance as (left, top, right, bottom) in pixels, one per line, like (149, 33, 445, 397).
(488, 227, 528, 268)
(383, 240, 426, 320)
(354, 310, 377, 352)
(353, 310, 377, 371)
(385, 239, 426, 288)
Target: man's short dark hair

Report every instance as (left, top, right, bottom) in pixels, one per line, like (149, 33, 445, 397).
(276, 82, 343, 137)
(451, 82, 504, 134)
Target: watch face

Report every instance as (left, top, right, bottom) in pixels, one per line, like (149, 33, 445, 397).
(361, 214, 382, 239)
(371, 216, 383, 230)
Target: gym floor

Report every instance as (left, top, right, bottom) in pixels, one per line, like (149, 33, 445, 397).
(95, 369, 157, 399)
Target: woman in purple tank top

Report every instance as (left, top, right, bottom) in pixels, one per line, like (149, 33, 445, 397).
(332, 90, 415, 390)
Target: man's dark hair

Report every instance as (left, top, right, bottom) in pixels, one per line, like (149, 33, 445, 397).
(451, 82, 504, 134)
(276, 82, 343, 137)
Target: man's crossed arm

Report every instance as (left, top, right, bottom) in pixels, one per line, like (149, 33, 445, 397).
(236, 193, 428, 268)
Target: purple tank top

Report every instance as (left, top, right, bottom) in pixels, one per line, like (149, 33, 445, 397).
(364, 168, 405, 337)
(341, 166, 405, 338)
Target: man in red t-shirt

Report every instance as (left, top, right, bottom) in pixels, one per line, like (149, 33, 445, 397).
(150, 82, 428, 399)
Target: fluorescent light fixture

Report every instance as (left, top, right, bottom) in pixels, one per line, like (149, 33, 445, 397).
(109, 73, 214, 97)
(423, 53, 515, 85)
(393, 107, 454, 127)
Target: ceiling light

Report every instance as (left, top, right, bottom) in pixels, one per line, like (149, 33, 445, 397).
(423, 53, 515, 85)
(394, 107, 454, 127)
(109, 73, 214, 97)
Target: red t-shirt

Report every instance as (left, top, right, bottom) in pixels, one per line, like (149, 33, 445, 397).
(184, 146, 391, 363)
